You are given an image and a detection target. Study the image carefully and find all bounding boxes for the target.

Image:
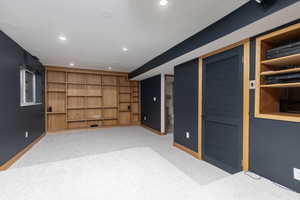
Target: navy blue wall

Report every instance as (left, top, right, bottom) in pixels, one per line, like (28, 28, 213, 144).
(173, 59, 198, 152)
(249, 39, 300, 193)
(0, 31, 44, 166)
(141, 75, 161, 131)
(129, 0, 299, 79)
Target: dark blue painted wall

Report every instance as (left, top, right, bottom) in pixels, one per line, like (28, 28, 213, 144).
(173, 59, 198, 152)
(141, 75, 161, 131)
(0, 31, 44, 166)
(249, 39, 300, 193)
(129, 0, 299, 79)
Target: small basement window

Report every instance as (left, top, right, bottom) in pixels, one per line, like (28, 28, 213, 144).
(20, 68, 40, 106)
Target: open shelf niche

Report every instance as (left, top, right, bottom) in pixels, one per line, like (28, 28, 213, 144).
(255, 23, 300, 122)
(45, 66, 141, 132)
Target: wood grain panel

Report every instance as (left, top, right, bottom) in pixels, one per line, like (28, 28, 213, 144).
(47, 71, 66, 83)
(47, 114, 66, 131)
(67, 73, 86, 84)
(68, 84, 86, 96)
(102, 76, 117, 86)
(87, 85, 101, 96)
(103, 86, 118, 107)
(47, 93, 66, 112)
(68, 97, 85, 109)
(119, 112, 131, 125)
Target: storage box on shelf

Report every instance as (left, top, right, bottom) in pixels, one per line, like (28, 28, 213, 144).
(45, 66, 141, 132)
(255, 23, 300, 122)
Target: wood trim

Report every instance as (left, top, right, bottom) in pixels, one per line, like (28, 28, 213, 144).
(173, 142, 201, 159)
(45, 66, 128, 76)
(140, 124, 165, 136)
(198, 58, 203, 160)
(243, 40, 250, 171)
(0, 133, 45, 171)
(47, 125, 139, 135)
(200, 39, 249, 59)
(255, 39, 261, 117)
(256, 22, 300, 41)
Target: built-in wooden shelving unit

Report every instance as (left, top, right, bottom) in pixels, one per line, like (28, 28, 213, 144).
(45, 66, 140, 132)
(255, 23, 300, 122)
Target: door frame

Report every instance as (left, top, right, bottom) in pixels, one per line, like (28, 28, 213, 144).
(198, 39, 250, 171)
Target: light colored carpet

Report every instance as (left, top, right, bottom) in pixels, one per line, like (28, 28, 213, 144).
(198, 172, 300, 200)
(12, 126, 229, 186)
(0, 147, 203, 200)
(1, 147, 298, 200)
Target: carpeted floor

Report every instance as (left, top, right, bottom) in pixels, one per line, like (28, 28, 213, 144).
(12, 126, 229, 186)
(2, 126, 298, 199)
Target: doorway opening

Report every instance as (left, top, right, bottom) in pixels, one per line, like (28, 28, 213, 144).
(165, 75, 174, 134)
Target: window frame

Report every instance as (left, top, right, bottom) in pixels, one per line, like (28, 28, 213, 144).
(20, 68, 40, 107)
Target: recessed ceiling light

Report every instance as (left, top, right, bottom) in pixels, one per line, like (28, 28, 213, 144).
(108, 67, 112, 70)
(123, 47, 128, 52)
(160, 0, 168, 6)
(58, 35, 67, 41)
(69, 62, 75, 66)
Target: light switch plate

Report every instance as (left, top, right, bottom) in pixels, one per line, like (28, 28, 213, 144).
(250, 80, 256, 89)
(294, 168, 300, 181)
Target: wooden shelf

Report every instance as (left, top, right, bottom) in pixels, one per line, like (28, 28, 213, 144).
(261, 82, 300, 88)
(47, 112, 66, 114)
(67, 82, 101, 86)
(67, 95, 102, 97)
(255, 22, 300, 123)
(46, 66, 141, 132)
(67, 82, 86, 85)
(120, 101, 131, 103)
(48, 81, 66, 84)
(132, 113, 140, 115)
(67, 107, 86, 110)
(47, 91, 66, 93)
(102, 85, 118, 87)
(261, 67, 300, 76)
(256, 112, 300, 123)
(261, 53, 300, 66)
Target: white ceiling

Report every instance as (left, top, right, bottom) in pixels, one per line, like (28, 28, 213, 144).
(0, 0, 248, 72)
(132, 2, 300, 80)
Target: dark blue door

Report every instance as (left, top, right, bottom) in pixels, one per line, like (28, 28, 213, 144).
(203, 46, 244, 174)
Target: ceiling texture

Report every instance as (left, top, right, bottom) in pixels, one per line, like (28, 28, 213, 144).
(0, 0, 248, 72)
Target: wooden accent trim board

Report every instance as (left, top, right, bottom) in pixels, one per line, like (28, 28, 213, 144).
(173, 142, 201, 159)
(243, 40, 250, 171)
(0, 133, 45, 171)
(45, 65, 128, 76)
(200, 39, 249, 59)
(141, 124, 165, 136)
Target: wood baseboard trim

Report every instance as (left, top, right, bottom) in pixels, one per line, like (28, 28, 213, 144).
(47, 125, 141, 135)
(141, 124, 165, 136)
(173, 142, 201, 160)
(0, 133, 45, 171)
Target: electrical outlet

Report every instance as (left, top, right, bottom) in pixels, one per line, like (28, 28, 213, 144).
(186, 132, 190, 139)
(25, 131, 29, 138)
(294, 168, 300, 181)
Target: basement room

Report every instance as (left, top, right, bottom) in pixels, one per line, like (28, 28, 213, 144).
(0, 0, 300, 199)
